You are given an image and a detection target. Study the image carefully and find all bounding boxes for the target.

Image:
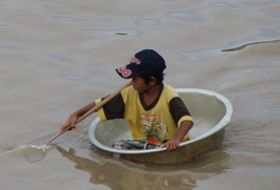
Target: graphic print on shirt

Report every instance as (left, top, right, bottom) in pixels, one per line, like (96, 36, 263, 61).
(140, 113, 168, 144)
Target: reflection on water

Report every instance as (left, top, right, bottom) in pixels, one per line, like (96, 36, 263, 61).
(56, 144, 230, 190)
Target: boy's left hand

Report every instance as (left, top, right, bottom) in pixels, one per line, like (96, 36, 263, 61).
(160, 139, 180, 151)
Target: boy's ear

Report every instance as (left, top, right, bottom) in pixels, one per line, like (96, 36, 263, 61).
(150, 76, 157, 85)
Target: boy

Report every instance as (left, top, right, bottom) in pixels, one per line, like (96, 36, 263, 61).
(61, 49, 193, 150)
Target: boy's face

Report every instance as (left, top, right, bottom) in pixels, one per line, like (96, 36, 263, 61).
(132, 76, 149, 93)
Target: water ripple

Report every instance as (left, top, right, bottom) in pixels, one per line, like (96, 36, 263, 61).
(244, 0, 278, 7)
(86, 68, 108, 77)
(48, 54, 77, 64)
(222, 39, 280, 52)
(209, 2, 239, 8)
(51, 15, 87, 22)
(59, 74, 88, 81)
(166, 10, 204, 23)
(177, 48, 223, 61)
(135, 19, 161, 26)
(84, 28, 141, 36)
(0, 43, 30, 52)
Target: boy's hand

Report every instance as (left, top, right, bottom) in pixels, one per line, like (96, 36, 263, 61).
(160, 139, 180, 151)
(59, 115, 78, 132)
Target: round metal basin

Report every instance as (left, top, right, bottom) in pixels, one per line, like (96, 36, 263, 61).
(88, 88, 233, 164)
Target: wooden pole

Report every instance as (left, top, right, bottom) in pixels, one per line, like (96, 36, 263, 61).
(47, 81, 132, 145)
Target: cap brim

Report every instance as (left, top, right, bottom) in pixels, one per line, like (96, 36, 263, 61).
(115, 67, 133, 79)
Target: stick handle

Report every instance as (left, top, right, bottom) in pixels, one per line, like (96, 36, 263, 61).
(47, 81, 132, 145)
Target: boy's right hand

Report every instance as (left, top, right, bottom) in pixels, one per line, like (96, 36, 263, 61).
(59, 114, 78, 132)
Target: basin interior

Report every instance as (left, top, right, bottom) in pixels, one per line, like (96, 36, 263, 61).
(93, 90, 227, 147)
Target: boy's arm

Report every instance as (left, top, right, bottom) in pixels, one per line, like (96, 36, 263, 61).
(160, 120, 193, 150)
(60, 102, 96, 132)
(174, 120, 193, 142)
(161, 96, 193, 150)
(59, 81, 130, 132)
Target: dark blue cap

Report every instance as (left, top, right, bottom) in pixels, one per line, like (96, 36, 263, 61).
(116, 49, 166, 79)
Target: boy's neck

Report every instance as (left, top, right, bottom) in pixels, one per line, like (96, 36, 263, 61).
(140, 83, 163, 109)
(143, 83, 163, 96)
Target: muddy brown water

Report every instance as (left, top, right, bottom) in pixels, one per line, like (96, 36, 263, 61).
(1, 1, 280, 189)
